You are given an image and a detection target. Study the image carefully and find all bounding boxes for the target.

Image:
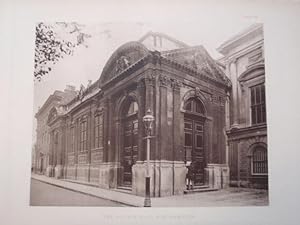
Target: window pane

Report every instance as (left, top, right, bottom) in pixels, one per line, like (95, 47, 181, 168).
(185, 101, 192, 111)
(127, 101, 138, 115)
(195, 134, 203, 148)
(251, 84, 266, 125)
(253, 147, 268, 174)
(251, 87, 255, 105)
(133, 101, 138, 113)
(133, 133, 138, 147)
(251, 107, 257, 124)
(124, 134, 132, 147)
(257, 105, 262, 124)
(256, 85, 260, 104)
(195, 101, 204, 114)
(262, 104, 266, 123)
(261, 85, 265, 103)
(195, 124, 203, 132)
(184, 122, 192, 130)
(185, 133, 192, 146)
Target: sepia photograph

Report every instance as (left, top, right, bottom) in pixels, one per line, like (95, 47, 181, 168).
(30, 21, 268, 207)
(3, 1, 300, 225)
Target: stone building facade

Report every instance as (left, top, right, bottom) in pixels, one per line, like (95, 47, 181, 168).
(217, 23, 268, 188)
(35, 86, 77, 175)
(34, 25, 268, 197)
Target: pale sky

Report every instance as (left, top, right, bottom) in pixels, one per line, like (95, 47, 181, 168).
(32, 20, 258, 142)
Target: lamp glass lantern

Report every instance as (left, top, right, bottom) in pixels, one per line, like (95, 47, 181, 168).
(142, 109, 154, 207)
(143, 109, 154, 136)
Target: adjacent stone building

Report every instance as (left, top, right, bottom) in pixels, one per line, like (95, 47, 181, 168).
(34, 24, 268, 197)
(35, 86, 77, 175)
(217, 23, 268, 188)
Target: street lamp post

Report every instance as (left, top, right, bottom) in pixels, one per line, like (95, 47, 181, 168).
(143, 109, 154, 207)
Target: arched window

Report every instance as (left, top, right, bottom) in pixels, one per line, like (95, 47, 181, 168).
(252, 146, 268, 175)
(184, 98, 205, 114)
(126, 101, 138, 116)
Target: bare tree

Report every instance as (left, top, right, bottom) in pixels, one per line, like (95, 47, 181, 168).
(34, 22, 91, 81)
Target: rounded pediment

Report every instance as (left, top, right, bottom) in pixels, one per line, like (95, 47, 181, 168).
(238, 63, 265, 82)
(99, 41, 150, 85)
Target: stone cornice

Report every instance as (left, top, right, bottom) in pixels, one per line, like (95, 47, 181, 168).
(224, 40, 264, 64)
(35, 94, 62, 118)
(100, 54, 150, 90)
(100, 50, 232, 92)
(227, 124, 267, 141)
(159, 55, 231, 89)
(217, 23, 263, 55)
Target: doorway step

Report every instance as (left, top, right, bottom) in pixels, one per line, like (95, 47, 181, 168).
(116, 185, 132, 194)
(183, 185, 218, 194)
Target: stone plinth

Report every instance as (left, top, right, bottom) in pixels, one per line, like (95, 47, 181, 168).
(206, 164, 230, 189)
(132, 160, 186, 197)
(46, 165, 54, 177)
(54, 165, 63, 179)
(65, 165, 76, 180)
(98, 162, 120, 189)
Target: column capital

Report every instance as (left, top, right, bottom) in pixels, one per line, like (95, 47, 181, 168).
(171, 78, 181, 91)
(159, 75, 170, 87)
(145, 72, 156, 87)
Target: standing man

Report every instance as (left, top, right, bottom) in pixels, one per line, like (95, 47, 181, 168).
(186, 161, 195, 190)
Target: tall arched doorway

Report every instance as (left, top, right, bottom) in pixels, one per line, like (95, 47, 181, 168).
(184, 97, 206, 185)
(121, 100, 139, 187)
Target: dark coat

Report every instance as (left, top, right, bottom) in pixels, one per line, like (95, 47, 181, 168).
(186, 164, 195, 180)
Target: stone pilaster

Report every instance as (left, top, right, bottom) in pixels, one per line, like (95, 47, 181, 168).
(144, 71, 156, 160)
(107, 98, 114, 163)
(137, 79, 145, 161)
(159, 75, 170, 160)
(229, 58, 239, 128)
(103, 98, 111, 162)
(171, 79, 183, 161)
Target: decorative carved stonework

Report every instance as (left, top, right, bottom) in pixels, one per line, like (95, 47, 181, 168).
(195, 87, 201, 97)
(137, 79, 145, 89)
(240, 82, 246, 92)
(171, 78, 181, 90)
(145, 72, 156, 86)
(115, 55, 132, 74)
(95, 107, 104, 115)
(79, 114, 88, 121)
(203, 92, 213, 102)
(78, 84, 86, 101)
(159, 75, 170, 87)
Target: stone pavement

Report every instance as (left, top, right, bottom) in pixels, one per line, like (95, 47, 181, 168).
(31, 174, 268, 207)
